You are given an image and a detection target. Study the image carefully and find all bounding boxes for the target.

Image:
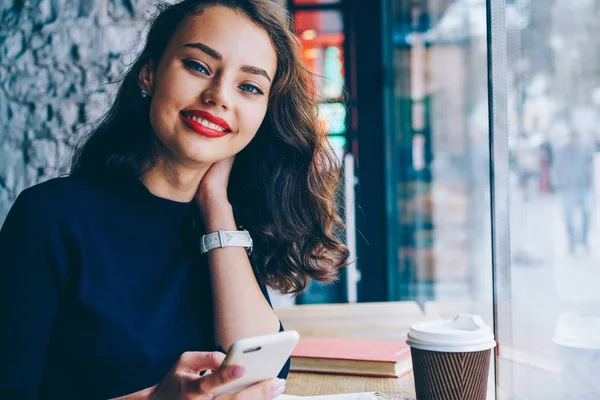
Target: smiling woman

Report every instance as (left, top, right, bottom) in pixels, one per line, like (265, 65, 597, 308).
(0, 1, 349, 399)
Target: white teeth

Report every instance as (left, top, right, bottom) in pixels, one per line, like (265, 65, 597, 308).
(185, 114, 225, 132)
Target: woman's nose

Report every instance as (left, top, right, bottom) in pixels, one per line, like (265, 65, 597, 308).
(201, 79, 232, 110)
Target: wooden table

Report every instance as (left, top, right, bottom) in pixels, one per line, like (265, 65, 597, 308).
(285, 372, 415, 399)
(275, 302, 426, 398)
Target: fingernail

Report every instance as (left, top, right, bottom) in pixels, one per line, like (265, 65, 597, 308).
(272, 384, 286, 398)
(230, 366, 245, 378)
(272, 378, 285, 389)
(272, 378, 285, 398)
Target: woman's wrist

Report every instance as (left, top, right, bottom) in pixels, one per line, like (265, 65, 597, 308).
(199, 201, 238, 232)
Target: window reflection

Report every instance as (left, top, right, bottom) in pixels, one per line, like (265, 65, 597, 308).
(284, 0, 600, 396)
(502, 0, 600, 398)
(389, 0, 493, 309)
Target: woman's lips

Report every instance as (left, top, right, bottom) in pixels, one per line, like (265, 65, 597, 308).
(180, 114, 231, 138)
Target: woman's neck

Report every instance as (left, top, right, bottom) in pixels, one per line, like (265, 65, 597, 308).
(140, 159, 211, 203)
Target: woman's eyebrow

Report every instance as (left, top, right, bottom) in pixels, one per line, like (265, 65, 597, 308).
(241, 65, 271, 83)
(184, 42, 222, 60)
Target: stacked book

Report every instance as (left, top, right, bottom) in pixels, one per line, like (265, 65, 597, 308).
(290, 337, 412, 378)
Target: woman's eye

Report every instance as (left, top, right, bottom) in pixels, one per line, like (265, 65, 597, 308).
(239, 84, 263, 95)
(183, 60, 209, 75)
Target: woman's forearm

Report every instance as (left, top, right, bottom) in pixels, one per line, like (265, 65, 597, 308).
(203, 203, 281, 351)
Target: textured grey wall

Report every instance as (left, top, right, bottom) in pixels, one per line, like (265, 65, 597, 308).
(0, 0, 156, 223)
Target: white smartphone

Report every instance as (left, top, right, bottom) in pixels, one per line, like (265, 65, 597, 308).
(212, 330, 300, 396)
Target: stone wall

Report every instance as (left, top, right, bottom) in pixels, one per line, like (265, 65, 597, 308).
(0, 0, 156, 223)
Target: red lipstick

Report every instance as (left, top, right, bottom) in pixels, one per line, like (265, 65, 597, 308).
(180, 110, 232, 138)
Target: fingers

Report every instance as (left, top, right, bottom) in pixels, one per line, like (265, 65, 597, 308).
(271, 378, 286, 399)
(194, 365, 246, 394)
(229, 378, 286, 400)
(178, 351, 226, 374)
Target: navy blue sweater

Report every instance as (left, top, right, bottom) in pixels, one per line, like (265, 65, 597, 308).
(0, 174, 289, 399)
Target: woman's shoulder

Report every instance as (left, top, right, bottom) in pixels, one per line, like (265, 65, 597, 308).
(11, 175, 105, 221)
(21, 174, 99, 200)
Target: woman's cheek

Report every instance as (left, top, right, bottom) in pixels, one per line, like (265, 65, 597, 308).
(249, 105, 268, 133)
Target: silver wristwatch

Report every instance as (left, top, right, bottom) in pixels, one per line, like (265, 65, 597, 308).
(199, 230, 253, 255)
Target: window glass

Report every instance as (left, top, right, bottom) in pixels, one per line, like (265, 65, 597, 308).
(495, 0, 600, 397)
(388, 0, 494, 315)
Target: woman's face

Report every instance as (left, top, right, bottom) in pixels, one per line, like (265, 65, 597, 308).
(141, 6, 277, 167)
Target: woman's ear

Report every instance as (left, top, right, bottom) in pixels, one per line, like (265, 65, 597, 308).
(138, 60, 156, 95)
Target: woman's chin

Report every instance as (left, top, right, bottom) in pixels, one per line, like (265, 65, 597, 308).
(169, 145, 223, 167)
(180, 153, 223, 168)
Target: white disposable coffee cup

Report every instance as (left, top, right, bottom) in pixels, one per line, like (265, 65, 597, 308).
(406, 314, 496, 400)
(553, 312, 600, 350)
(553, 312, 600, 398)
(406, 313, 496, 353)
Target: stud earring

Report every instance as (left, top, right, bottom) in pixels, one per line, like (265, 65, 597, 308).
(140, 89, 148, 98)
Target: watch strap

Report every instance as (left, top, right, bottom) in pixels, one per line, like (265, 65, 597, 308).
(200, 230, 253, 254)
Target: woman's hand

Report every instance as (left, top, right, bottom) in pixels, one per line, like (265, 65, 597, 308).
(196, 157, 238, 230)
(146, 351, 285, 400)
(214, 378, 286, 400)
(148, 351, 238, 399)
(196, 156, 235, 208)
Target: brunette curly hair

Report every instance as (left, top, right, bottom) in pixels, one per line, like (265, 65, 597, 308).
(70, 0, 350, 294)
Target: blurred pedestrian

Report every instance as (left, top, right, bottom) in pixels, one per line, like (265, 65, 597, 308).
(540, 137, 554, 193)
(555, 131, 594, 253)
(515, 133, 540, 199)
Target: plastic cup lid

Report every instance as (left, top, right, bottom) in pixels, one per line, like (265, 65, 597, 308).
(406, 314, 496, 353)
(553, 312, 600, 349)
